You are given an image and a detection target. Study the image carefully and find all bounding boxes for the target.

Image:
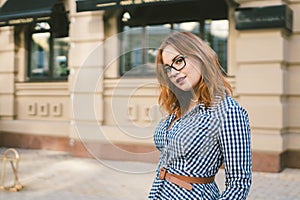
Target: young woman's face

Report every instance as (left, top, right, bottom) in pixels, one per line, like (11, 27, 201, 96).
(162, 45, 201, 91)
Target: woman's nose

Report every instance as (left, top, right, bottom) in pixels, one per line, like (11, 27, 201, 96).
(169, 68, 180, 77)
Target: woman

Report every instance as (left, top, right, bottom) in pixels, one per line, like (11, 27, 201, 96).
(148, 32, 252, 199)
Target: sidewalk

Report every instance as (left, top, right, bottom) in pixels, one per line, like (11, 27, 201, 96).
(0, 148, 299, 200)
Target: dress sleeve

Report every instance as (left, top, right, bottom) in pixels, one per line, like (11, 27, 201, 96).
(218, 105, 252, 200)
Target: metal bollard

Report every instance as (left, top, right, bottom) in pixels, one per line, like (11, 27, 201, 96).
(0, 148, 23, 192)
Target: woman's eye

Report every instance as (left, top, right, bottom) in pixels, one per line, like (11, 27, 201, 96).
(175, 58, 184, 64)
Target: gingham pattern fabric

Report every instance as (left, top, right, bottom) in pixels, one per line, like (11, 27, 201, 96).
(148, 96, 252, 200)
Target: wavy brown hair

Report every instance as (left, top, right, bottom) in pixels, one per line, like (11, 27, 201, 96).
(156, 32, 232, 118)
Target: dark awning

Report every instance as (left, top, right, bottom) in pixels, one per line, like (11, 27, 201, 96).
(76, 0, 199, 12)
(76, 0, 228, 26)
(124, 1, 228, 26)
(0, 0, 67, 27)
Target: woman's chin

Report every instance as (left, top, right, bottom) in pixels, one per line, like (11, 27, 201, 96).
(176, 84, 193, 92)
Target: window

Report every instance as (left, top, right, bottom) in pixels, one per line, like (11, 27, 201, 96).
(120, 20, 228, 76)
(120, 25, 171, 76)
(28, 22, 69, 81)
(204, 20, 228, 73)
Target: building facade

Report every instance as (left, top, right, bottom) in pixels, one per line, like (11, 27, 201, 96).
(0, 0, 299, 172)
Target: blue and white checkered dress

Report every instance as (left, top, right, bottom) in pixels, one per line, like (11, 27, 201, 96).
(148, 96, 252, 199)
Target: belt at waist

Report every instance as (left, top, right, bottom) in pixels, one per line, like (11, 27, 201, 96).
(158, 167, 215, 190)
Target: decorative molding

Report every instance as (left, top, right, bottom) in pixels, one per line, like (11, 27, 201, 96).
(104, 78, 159, 97)
(15, 82, 69, 96)
(51, 103, 63, 117)
(26, 103, 36, 116)
(25, 102, 64, 118)
(128, 104, 138, 121)
(38, 103, 49, 116)
(143, 107, 152, 122)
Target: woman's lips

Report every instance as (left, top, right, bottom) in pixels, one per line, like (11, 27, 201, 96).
(176, 76, 186, 84)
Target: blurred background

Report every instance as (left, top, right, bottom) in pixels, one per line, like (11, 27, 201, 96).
(0, 0, 299, 174)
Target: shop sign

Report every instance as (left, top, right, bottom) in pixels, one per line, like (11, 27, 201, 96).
(235, 5, 293, 32)
(1, 16, 52, 27)
(119, 0, 191, 6)
(8, 17, 34, 25)
(77, 0, 196, 12)
(0, 0, 66, 28)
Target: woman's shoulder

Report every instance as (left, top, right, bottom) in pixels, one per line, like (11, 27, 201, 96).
(213, 96, 247, 117)
(219, 95, 242, 107)
(224, 96, 240, 107)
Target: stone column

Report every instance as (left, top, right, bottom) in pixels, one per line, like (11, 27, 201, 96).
(0, 27, 15, 120)
(234, 1, 294, 172)
(68, 1, 105, 156)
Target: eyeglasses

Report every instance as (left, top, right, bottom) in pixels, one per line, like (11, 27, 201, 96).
(163, 55, 186, 74)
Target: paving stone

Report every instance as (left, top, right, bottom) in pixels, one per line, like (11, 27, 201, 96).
(0, 148, 299, 199)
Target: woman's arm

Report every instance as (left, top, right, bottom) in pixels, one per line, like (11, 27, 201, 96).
(219, 105, 252, 199)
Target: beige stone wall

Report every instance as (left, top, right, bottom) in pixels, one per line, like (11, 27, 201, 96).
(0, 0, 299, 170)
(68, 4, 159, 146)
(0, 26, 15, 120)
(286, 0, 300, 152)
(68, 0, 105, 143)
(0, 2, 70, 138)
(234, 0, 300, 167)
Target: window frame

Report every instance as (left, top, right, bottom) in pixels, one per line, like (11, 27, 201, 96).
(27, 21, 69, 82)
(119, 19, 228, 77)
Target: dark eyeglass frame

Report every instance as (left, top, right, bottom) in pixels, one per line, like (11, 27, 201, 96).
(163, 55, 186, 74)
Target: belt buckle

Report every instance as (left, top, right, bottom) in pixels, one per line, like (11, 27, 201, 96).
(158, 168, 167, 180)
